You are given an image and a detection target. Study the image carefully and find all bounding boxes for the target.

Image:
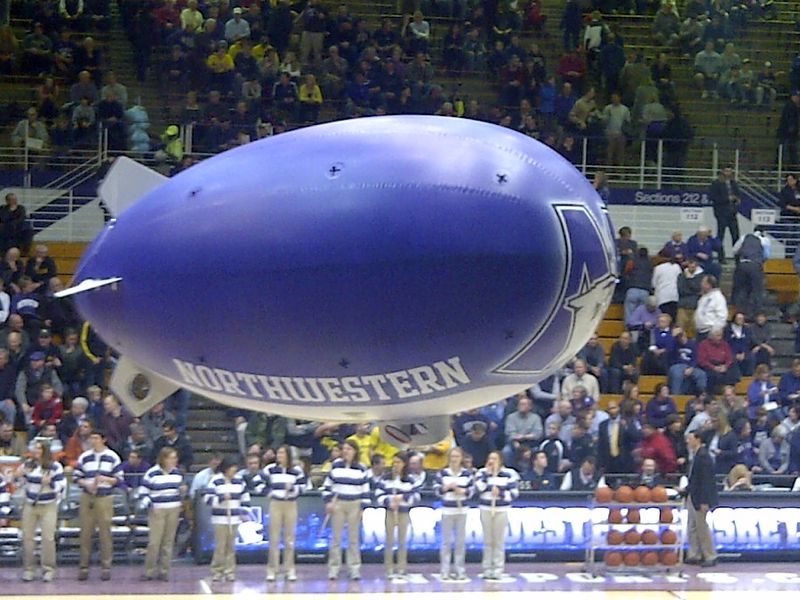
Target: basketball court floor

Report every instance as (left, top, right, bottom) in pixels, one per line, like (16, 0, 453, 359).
(1, 562, 799, 598)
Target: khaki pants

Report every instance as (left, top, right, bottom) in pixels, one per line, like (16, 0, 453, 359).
(687, 496, 716, 562)
(79, 494, 114, 570)
(480, 509, 507, 576)
(300, 31, 324, 65)
(268, 500, 297, 576)
(677, 308, 696, 338)
(440, 512, 467, 576)
(384, 510, 410, 574)
(144, 507, 181, 577)
(22, 502, 58, 575)
(328, 499, 362, 576)
(211, 523, 237, 577)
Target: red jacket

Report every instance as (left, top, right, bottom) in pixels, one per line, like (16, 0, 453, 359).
(697, 338, 734, 371)
(32, 397, 64, 428)
(638, 431, 678, 474)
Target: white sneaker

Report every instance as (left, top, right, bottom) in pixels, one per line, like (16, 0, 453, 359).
(42, 571, 54, 582)
(440, 572, 451, 580)
(211, 574, 222, 582)
(328, 569, 337, 580)
(287, 571, 297, 582)
(455, 573, 468, 581)
(22, 571, 34, 582)
(226, 573, 236, 582)
(266, 573, 276, 582)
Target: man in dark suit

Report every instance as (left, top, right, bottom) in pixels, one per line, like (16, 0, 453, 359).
(708, 166, 741, 262)
(685, 431, 719, 566)
(597, 400, 626, 475)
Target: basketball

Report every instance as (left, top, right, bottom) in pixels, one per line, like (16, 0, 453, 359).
(661, 529, 678, 545)
(641, 529, 659, 545)
(642, 551, 659, 566)
(660, 508, 674, 523)
(615, 485, 634, 503)
(660, 550, 679, 566)
(624, 529, 641, 545)
(634, 486, 651, 503)
(651, 486, 668, 503)
(607, 529, 624, 545)
(623, 551, 641, 566)
(626, 508, 641, 523)
(609, 509, 623, 524)
(596, 486, 614, 503)
(605, 551, 623, 566)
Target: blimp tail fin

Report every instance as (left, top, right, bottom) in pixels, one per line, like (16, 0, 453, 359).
(377, 415, 453, 449)
(98, 156, 167, 217)
(54, 277, 122, 298)
(110, 355, 180, 417)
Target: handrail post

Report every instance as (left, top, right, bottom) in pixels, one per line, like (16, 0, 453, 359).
(734, 148, 740, 180)
(581, 136, 588, 175)
(639, 139, 646, 188)
(97, 127, 103, 168)
(777, 144, 784, 192)
(657, 139, 664, 190)
(712, 143, 719, 176)
(68, 189, 74, 242)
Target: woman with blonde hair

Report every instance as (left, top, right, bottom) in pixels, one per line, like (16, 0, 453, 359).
(18, 440, 65, 582)
(139, 447, 185, 581)
(262, 444, 306, 582)
(375, 453, 419, 580)
(724, 464, 753, 491)
(475, 450, 519, 580)
(434, 446, 473, 581)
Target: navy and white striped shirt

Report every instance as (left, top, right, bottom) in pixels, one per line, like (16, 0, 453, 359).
(321, 459, 370, 506)
(139, 465, 184, 510)
(74, 448, 123, 496)
(475, 467, 520, 511)
(22, 462, 66, 505)
(434, 467, 474, 515)
(257, 463, 307, 501)
(374, 475, 420, 513)
(204, 474, 251, 525)
(0, 475, 10, 515)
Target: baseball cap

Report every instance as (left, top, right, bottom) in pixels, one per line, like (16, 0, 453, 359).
(166, 125, 179, 136)
(765, 61, 772, 67)
(30, 351, 45, 361)
(233, 7, 242, 13)
(38, 328, 51, 337)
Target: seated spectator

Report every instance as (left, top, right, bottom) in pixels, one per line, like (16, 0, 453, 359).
(687, 226, 722, 280)
(567, 418, 595, 469)
(101, 70, 128, 109)
(188, 452, 222, 497)
(404, 11, 430, 55)
(653, 2, 680, 47)
(636, 457, 664, 487)
(22, 23, 53, 74)
(151, 419, 193, 471)
(577, 333, 607, 393)
(120, 448, 150, 495)
(659, 232, 688, 259)
(32, 422, 63, 456)
(366, 453, 386, 490)
(698, 327, 740, 393)
(642, 313, 675, 375)
(502, 396, 543, 468)
(537, 420, 567, 473)
(298, 74, 323, 123)
(0, 25, 19, 75)
(459, 421, 493, 469)
(97, 90, 127, 151)
(721, 65, 746, 104)
(747, 363, 779, 420)
(646, 383, 678, 429)
(123, 422, 152, 461)
(0, 421, 26, 456)
(559, 455, 600, 491)
(778, 358, 800, 409)
(725, 311, 754, 376)
(272, 72, 298, 118)
(225, 7, 250, 43)
(628, 296, 662, 353)
(563, 360, 600, 405)
(669, 328, 707, 394)
(724, 463, 753, 491)
(206, 41, 234, 93)
(756, 60, 778, 108)
(638, 422, 678, 474)
(71, 96, 96, 144)
(522, 450, 557, 490)
(694, 40, 723, 98)
(30, 383, 63, 435)
(557, 47, 587, 94)
(11, 108, 49, 154)
(759, 425, 790, 474)
(16, 352, 63, 421)
(750, 311, 775, 368)
(608, 332, 639, 394)
(238, 452, 264, 494)
(665, 413, 688, 470)
(23, 246, 57, 290)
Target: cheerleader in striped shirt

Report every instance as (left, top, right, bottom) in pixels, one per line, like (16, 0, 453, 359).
(375, 453, 420, 579)
(204, 456, 251, 582)
(261, 445, 307, 582)
(19, 440, 66, 582)
(475, 450, 519, 580)
(139, 447, 186, 581)
(0, 473, 10, 518)
(322, 440, 370, 581)
(434, 447, 474, 581)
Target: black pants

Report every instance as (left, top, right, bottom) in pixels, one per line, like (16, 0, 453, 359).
(715, 212, 739, 260)
(732, 260, 764, 318)
(659, 301, 678, 323)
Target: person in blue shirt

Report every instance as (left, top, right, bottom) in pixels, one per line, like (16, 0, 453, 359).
(778, 358, 800, 409)
(686, 226, 722, 280)
(747, 364, 780, 421)
(668, 328, 707, 394)
(522, 450, 557, 490)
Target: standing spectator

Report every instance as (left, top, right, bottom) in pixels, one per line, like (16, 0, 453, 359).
(731, 230, 766, 318)
(698, 328, 740, 393)
(616, 226, 638, 281)
(642, 313, 675, 375)
(74, 429, 123, 581)
(608, 331, 639, 394)
(684, 431, 719, 567)
(624, 247, 653, 326)
(100, 395, 132, 455)
(709, 166, 741, 262)
(778, 92, 800, 169)
(638, 422, 678, 474)
(694, 275, 728, 340)
(653, 2, 680, 47)
(224, 8, 250, 43)
(779, 174, 800, 217)
(560, 0, 582, 52)
(601, 92, 630, 166)
(597, 400, 625, 474)
(298, 0, 327, 67)
(652, 254, 683, 321)
(726, 311, 754, 376)
(557, 48, 587, 95)
(600, 34, 626, 95)
(677, 256, 704, 336)
(0, 195, 32, 257)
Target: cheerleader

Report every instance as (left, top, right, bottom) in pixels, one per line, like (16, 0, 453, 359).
(261, 444, 307, 582)
(475, 450, 519, 580)
(0, 473, 10, 518)
(18, 440, 66, 582)
(434, 447, 474, 581)
(204, 456, 251, 582)
(375, 453, 420, 579)
(139, 447, 186, 581)
(322, 440, 370, 581)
